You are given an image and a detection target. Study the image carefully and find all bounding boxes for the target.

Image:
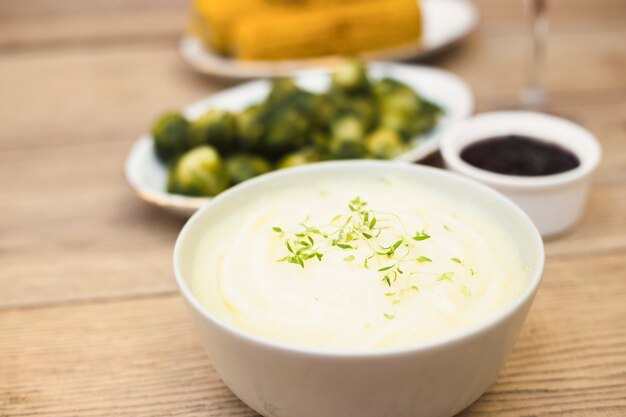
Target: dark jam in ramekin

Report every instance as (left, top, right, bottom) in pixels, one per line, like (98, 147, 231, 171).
(460, 135, 580, 176)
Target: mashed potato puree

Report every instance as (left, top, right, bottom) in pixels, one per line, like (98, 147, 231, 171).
(191, 176, 529, 350)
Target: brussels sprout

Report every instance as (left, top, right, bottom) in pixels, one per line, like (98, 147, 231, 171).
(261, 106, 311, 157)
(331, 114, 366, 142)
(187, 109, 237, 153)
(267, 78, 300, 104)
(268, 78, 319, 120)
(277, 147, 321, 169)
(331, 58, 371, 94)
(168, 146, 229, 197)
(410, 99, 444, 135)
(374, 78, 423, 139)
(328, 115, 367, 159)
(344, 96, 378, 130)
(152, 112, 189, 162)
(365, 128, 405, 159)
(318, 91, 378, 131)
(225, 154, 272, 185)
(312, 131, 332, 154)
(329, 136, 367, 160)
(314, 94, 339, 128)
(289, 90, 319, 119)
(236, 105, 264, 151)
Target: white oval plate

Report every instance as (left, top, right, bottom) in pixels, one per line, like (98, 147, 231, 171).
(179, 0, 479, 79)
(125, 62, 474, 216)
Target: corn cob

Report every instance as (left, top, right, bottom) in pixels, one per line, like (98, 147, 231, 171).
(192, 0, 268, 54)
(232, 0, 423, 60)
(191, 0, 385, 55)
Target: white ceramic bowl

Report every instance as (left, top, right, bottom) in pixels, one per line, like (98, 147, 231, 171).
(174, 161, 544, 417)
(440, 111, 602, 238)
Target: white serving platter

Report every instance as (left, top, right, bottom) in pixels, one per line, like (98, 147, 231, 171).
(125, 62, 474, 216)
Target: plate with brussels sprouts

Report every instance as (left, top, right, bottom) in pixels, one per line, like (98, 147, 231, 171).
(125, 59, 473, 216)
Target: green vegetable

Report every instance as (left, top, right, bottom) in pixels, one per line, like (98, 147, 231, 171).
(261, 106, 311, 157)
(365, 128, 404, 159)
(267, 78, 318, 118)
(374, 78, 423, 139)
(329, 136, 367, 159)
(152, 112, 189, 162)
(168, 146, 229, 196)
(318, 93, 378, 132)
(332, 114, 365, 141)
(331, 58, 371, 94)
(411, 99, 444, 135)
(225, 154, 272, 185)
(277, 147, 321, 169)
(187, 109, 237, 153)
(267, 78, 300, 104)
(328, 115, 367, 159)
(153, 58, 445, 198)
(236, 105, 264, 152)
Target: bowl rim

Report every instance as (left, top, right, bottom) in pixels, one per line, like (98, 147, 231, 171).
(173, 160, 544, 358)
(440, 111, 602, 190)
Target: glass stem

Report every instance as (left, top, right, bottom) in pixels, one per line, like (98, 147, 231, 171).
(521, 0, 549, 109)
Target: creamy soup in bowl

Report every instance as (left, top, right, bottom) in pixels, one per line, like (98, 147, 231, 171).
(174, 161, 544, 417)
(191, 176, 529, 350)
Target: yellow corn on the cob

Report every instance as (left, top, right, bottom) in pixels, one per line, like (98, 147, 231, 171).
(232, 0, 423, 60)
(191, 0, 387, 55)
(192, 0, 267, 54)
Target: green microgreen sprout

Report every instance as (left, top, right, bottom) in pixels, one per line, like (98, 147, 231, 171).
(461, 285, 472, 297)
(412, 231, 431, 241)
(438, 272, 454, 282)
(275, 197, 451, 301)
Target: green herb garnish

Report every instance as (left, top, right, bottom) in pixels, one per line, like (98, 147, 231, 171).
(438, 272, 454, 282)
(412, 231, 431, 241)
(274, 197, 454, 300)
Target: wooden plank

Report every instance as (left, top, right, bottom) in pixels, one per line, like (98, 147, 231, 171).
(0, 140, 184, 309)
(0, 10, 186, 51)
(0, 46, 238, 151)
(460, 251, 626, 416)
(2, 251, 625, 416)
(0, 295, 258, 417)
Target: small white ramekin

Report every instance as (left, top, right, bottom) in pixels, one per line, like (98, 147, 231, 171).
(440, 111, 602, 238)
(174, 161, 544, 417)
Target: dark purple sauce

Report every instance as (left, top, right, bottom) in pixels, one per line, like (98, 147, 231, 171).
(460, 135, 580, 176)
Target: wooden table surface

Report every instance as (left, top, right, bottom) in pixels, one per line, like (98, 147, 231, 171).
(1, 0, 625, 415)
